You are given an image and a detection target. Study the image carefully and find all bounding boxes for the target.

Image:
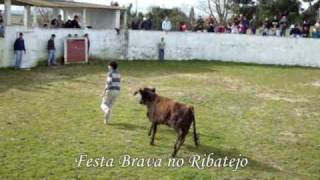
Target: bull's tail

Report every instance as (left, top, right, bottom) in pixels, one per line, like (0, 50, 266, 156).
(191, 106, 200, 147)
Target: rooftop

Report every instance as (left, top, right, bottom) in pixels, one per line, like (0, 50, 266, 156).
(0, 0, 125, 10)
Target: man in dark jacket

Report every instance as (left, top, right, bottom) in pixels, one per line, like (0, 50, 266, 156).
(47, 34, 56, 66)
(290, 24, 302, 38)
(71, 15, 81, 28)
(14, 33, 26, 69)
(302, 20, 310, 38)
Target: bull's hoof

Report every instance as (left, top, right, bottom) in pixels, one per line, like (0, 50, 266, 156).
(150, 142, 155, 146)
(171, 153, 176, 157)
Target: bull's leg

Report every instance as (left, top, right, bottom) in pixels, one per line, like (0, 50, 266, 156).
(172, 131, 187, 157)
(148, 123, 154, 136)
(150, 123, 157, 145)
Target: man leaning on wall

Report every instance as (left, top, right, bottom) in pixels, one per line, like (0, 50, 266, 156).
(0, 11, 4, 38)
(13, 33, 27, 69)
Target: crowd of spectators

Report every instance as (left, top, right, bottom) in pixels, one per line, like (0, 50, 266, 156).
(49, 15, 81, 29)
(131, 13, 320, 38)
(185, 14, 320, 38)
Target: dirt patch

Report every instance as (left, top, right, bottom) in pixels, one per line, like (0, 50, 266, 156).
(279, 131, 303, 144)
(310, 81, 320, 87)
(256, 92, 308, 103)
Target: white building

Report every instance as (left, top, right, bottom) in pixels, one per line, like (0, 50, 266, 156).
(0, 0, 127, 68)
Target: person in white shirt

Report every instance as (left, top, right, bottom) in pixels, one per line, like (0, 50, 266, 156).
(162, 17, 172, 32)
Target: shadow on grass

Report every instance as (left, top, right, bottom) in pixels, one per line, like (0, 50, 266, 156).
(109, 122, 147, 131)
(111, 122, 279, 173)
(186, 144, 280, 173)
(0, 60, 217, 93)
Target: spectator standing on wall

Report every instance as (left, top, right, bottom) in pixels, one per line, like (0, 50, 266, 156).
(231, 22, 239, 34)
(140, 17, 147, 29)
(179, 22, 188, 32)
(225, 23, 232, 33)
(250, 14, 258, 35)
(271, 16, 279, 36)
(131, 17, 141, 30)
(241, 16, 250, 34)
(71, 15, 81, 28)
(141, 16, 153, 30)
(0, 15, 4, 38)
(196, 16, 205, 32)
(14, 33, 26, 69)
(162, 17, 172, 32)
(55, 15, 64, 28)
(158, 37, 166, 62)
(272, 16, 279, 29)
(47, 34, 57, 66)
(207, 22, 215, 33)
(262, 18, 272, 36)
(290, 24, 302, 38)
(302, 20, 310, 38)
(312, 20, 320, 38)
(279, 15, 288, 37)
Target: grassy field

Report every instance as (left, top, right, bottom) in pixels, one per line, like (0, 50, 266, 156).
(0, 60, 319, 179)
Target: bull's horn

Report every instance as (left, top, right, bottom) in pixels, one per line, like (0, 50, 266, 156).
(133, 88, 141, 96)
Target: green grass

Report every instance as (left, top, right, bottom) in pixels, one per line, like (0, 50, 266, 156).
(0, 60, 320, 179)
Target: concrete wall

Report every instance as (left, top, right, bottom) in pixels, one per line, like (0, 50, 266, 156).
(128, 30, 320, 67)
(0, 26, 122, 68)
(1, 29, 320, 68)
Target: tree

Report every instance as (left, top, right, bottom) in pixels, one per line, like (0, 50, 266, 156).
(37, 8, 54, 26)
(198, 0, 233, 23)
(303, 0, 314, 8)
(198, 0, 255, 23)
(146, 7, 189, 30)
(302, 0, 320, 24)
(257, 0, 301, 23)
(189, 7, 196, 26)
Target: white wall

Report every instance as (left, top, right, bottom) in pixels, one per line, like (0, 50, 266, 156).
(0, 26, 122, 68)
(1, 29, 320, 68)
(128, 30, 320, 67)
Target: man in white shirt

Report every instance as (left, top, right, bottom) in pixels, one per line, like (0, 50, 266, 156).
(162, 17, 172, 32)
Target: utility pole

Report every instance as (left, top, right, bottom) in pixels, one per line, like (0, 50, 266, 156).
(135, 0, 138, 16)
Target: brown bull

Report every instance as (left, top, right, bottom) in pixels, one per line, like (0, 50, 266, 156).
(134, 87, 199, 157)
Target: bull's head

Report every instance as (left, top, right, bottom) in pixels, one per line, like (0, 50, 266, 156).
(133, 87, 156, 105)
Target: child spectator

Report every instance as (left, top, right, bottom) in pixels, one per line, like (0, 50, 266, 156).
(279, 15, 288, 37)
(101, 61, 121, 124)
(158, 37, 165, 61)
(231, 23, 239, 34)
(47, 34, 57, 66)
(250, 14, 258, 35)
(14, 33, 26, 69)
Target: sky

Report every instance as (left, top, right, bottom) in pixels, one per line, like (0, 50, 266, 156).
(76, 0, 201, 13)
(0, 0, 314, 15)
(76, 0, 313, 14)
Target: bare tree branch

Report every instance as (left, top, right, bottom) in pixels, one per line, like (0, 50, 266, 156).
(199, 0, 233, 23)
